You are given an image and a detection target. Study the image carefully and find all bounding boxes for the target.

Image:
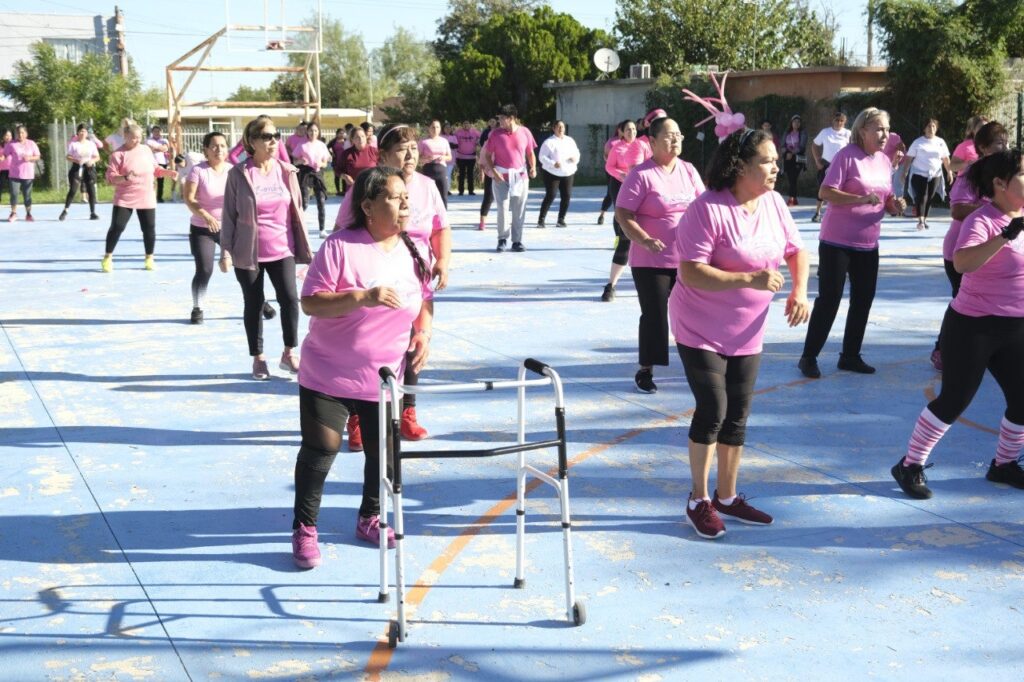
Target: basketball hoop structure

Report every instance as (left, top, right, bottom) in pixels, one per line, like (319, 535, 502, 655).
(164, 0, 323, 155)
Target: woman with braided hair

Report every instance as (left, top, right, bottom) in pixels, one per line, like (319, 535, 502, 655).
(290, 166, 434, 568)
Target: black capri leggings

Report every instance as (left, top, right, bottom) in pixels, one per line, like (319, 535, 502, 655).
(930, 307, 1024, 425)
(608, 177, 630, 266)
(421, 161, 449, 208)
(538, 169, 574, 224)
(632, 266, 676, 367)
(105, 206, 156, 255)
(910, 173, 941, 219)
(801, 242, 879, 360)
(0, 170, 7, 203)
(64, 164, 97, 213)
(293, 387, 392, 527)
(479, 175, 494, 217)
(678, 344, 762, 447)
(189, 224, 220, 307)
(297, 165, 327, 231)
(600, 171, 614, 212)
(233, 257, 299, 357)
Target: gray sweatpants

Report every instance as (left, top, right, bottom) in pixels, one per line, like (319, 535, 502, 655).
(493, 177, 528, 243)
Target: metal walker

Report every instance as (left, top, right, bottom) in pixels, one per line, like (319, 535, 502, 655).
(376, 358, 585, 648)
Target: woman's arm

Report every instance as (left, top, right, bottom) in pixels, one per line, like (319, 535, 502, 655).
(406, 299, 434, 374)
(430, 228, 452, 290)
(951, 202, 982, 221)
(783, 250, 810, 327)
(300, 286, 402, 317)
(615, 207, 663, 253)
(679, 261, 784, 292)
(953, 220, 1022, 273)
(819, 186, 882, 207)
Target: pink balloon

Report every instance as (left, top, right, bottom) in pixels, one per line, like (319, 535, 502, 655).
(714, 124, 727, 138)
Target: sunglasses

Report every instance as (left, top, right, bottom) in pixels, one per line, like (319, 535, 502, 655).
(253, 131, 281, 142)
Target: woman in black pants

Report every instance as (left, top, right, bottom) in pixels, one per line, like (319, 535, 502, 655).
(536, 120, 579, 227)
(892, 150, 1024, 499)
(221, 116, 313, 380)
(418, 120, 452, 209)
(601, 120, 648, 301)
(477, 118, 497, 230)
(902, 118, 952, 230)
(781, 115, 807, 206)
(183, 131, 232, 324)
(60, 124, 101, 221)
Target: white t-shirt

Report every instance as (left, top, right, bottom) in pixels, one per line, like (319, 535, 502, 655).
(813, 127, 851, 163)
(538, 135, 580, 177)
(147, 136, 170, 165)
(907, 135, 951, 179)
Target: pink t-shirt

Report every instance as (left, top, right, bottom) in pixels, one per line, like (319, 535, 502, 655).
(944, 171, 986, 261)
(882, 132, 903, 162)
(106, 144, 157, 209)
(952, 138, 979, 165)
(605, 139, 650, 181)
(951, 202, 1024, 317)
(67, 139, 99, 165)
(294, 139, 330, 168)
(246, 163, 294, 262)
(484, 126, 537, 170)
(187, 161, 230, 228)
(298, 228, 433, 401)
(454, 127, 480, 159)
(285, 133, 306, 159)
(419, 136, 452, 165)
(3, 140, 41, 180)
(333, 172, 448, 250)
(670, 189, 804, 356)
(616, 158, 705, 269)
(818, 144, 894, 251)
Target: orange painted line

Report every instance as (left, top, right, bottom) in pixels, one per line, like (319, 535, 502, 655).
(924, 384, 998, 435)
(363, 374, 814, 680)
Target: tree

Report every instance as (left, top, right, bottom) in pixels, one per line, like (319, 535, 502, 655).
(435, 0, 544, 62)
(271, 17, 373, 109)
(875, 0, 1022, 134)
(433, 5, 614, 123)
(0, 43, 155, 136)
(374, 27, 442, 122)
(614, 0, 840, 76)
(227, 84, 276, 103)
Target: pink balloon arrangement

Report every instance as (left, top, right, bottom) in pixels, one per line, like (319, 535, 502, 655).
(681, 70, 746, 142)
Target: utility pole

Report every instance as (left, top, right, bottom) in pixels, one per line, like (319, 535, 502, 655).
(866, 0, 875, 66)
(114, 5, 127, 77)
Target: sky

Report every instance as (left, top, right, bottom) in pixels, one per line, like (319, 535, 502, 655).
(3, 0, 873, 98)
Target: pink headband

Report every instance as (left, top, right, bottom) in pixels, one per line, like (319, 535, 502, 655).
(643, 108, 667, 129)
(681, 70, 746, 142)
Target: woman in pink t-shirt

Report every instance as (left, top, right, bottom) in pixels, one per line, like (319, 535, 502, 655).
(601, 120, 650, 301)
(949, 115, 986, 175)
(221, 116, 314, 380)
(419, 120, 453, 208)
(101, 124, 175, 272)
(929, 120, 1008, 370)
(614, 115, 705, 393)
(290, 166, 434, 568)
(183, 131, 232, 324)
(893, 150, 1024, 499)
(798, 108, 906, 378)
(60, 123, 101, 221)
(671, 127, 809, 539)
(329, 128, 348, 196)
(2, 125, 41, 222)
(443, 122, 459, 196)
(294, 122, 331, 238)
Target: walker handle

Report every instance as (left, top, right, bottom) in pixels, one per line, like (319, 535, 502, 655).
(379, 367, 397, 381)
(523, 358, 549, 376)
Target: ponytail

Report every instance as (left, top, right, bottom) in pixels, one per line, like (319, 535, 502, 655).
(399, 230, 430, 284)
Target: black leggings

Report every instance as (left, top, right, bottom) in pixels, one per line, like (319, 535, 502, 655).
(233, 257, 299, 356)
(457, 158, 476, 194)
(189, 224, 220, 307)
(911, 173, 941, 219)
(297, 165, 327, 231)
(632, 267, 676, 367)
(930, 307, 1024, 425)
(156, 163, 168, 201)
(783, 156, 802, 199)
(479, 175, 494, 217)
(63, 164, 97, 213)
(608, 177, 630, 266)
(600, 172, 613, 212)
(678, 345, 761, 446)
(422, 161, 448, 208)
(0, 170, 7, 203)
(538, 169, 573, 223)
(293, 387, 392, 526)
(934, 259, 964, 351)
(105, 206, 156, 255)
(802, 242, 879, 359)
(9, 178, 32, 209)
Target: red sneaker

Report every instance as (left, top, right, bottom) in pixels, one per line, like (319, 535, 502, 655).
(400, 406, 428, 440)
(25, 214, 34, 222)
(712, 491, 773, 525)
(347, 413, 363, 452)
(686, 495, 726, 539)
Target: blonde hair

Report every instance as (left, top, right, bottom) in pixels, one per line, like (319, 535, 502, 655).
(850, 107, 889, 150)
(123, 123, 144, 140)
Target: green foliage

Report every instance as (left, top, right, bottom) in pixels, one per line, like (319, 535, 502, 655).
(433, 5, 614, 123)
(614, 0, 841, 77)
(875, 0, 1021, 135)
(434, 0, 544, 62)
(0, 43, 152, 137)
(374, 27, 442, 123)
(228, 85, 276, 102)
(271, 17, 373, 108)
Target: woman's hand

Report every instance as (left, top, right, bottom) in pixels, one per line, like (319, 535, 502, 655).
(366, 286, 402, 309)
(641, 236, 665, 253)
(750, 268, 784, 292)
(886, 196, 907, 216)
(432, 260, 449, 291)
(218, 253, 232, 273)
(861, 192, 881, 206)
(204, 212, 221, 233)
(407, 332, 430, 373)
(785, 292, 811, 327)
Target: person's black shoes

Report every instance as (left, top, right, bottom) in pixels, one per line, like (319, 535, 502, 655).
(798, 356, 821, 378)
(838, 354, 876, 374)
(891, 459, 934, 499)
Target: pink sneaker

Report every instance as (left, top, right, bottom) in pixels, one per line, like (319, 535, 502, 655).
(292, 523, 321, 569)
(279, 349, 300, 374)
(477, 219, 485, 231)
(6, 212, 15, 223)
(25, 214, 34, 223)
(356, 514, 396, 549)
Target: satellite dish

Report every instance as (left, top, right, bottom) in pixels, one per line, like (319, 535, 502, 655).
(593, 48, 620, 79)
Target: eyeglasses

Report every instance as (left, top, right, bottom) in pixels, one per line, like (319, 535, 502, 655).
(661, 133, 684, 140)
(253, 132, 281, 142)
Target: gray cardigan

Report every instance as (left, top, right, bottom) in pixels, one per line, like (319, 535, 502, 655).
(221, 159, 313, 269)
